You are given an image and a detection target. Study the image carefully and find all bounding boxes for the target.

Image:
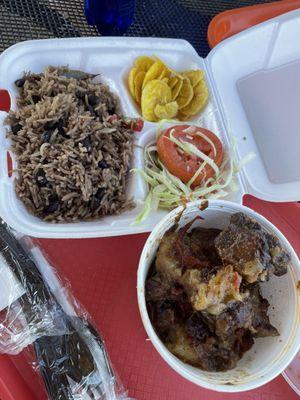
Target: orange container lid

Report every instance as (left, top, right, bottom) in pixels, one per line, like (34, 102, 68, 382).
(207, 0, 300, 48)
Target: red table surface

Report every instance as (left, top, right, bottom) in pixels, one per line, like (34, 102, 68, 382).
(0, 195, 299, 400)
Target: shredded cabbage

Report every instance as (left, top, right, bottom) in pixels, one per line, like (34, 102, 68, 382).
(133, 124, 255, 223)
(132, 191, 153, 225)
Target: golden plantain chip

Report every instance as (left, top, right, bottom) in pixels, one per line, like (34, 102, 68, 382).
(162, 77, 169, 84)
(142, 60, 167, 89)
(168, 76, 178, 89)
(181, 80, 209, 116)
(153, 56, 180, 77)
(183, 69, 204, 87)
(180, 93, 207, 116)
(141, 80, 172, 122)
(134, 56, 155, 71)
(193, 79, 208, 95)
(158, 67, 171, 80)
(154, 101, 178, 119)
(176, 78, 193, 109)
(134, 71, 145, 104)
(177, 112, 190, 121)
(128, 67, 138, 98)
(171, 79, 183, 100)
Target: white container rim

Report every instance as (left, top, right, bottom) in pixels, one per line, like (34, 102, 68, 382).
(137, 199, 300, 393)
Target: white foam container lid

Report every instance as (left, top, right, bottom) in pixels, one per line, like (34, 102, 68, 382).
(0, 10, 299, 238)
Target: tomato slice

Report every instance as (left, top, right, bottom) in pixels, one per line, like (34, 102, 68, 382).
(157, 125, 223, 187)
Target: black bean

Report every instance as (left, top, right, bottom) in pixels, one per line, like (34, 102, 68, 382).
(75, 90, 86, 100)
(58, 121, 68, 137)
(44, 196, 59, 214)
(88, 94, 98, 106)
(87, 104, 96, 116)
(45, 119, 68, 137)
(98, 159, 108, 169)
(95, 187, 105, 200)
(107, 104, 116, 115)
(42, 130, 54, 143)
(35, 169, 48, 187)
(82, 159, 90, 167)
(58, 126, 68, 137)
(44, 120, 58, 130)
(81, 137, 92, 152)
(90, 196, 101, 211)
(57, 118, 65, 129)
(32, 95, 40, 104)
(15, 78, 26, 88)
(90, 188, 105, 211)
(11, 123, 22, 134)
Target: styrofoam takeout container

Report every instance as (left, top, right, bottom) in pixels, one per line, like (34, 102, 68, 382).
(137, 199, 300, 392)
(0, 11, 299, 238)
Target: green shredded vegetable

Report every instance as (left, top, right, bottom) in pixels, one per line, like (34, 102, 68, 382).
(132, 124, 255, 223)
(132, 191, 153, 225)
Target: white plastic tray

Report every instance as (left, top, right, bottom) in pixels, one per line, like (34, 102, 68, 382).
(0, 10, 299, 238)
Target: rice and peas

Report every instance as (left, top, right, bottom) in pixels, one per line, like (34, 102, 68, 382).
(6, 67, 135, 222)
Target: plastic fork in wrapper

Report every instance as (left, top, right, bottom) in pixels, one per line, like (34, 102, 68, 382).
(0, 218, 132, 400)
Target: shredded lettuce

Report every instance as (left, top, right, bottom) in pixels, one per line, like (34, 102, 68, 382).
(133, 124, 255, 223)
(183, 126, 217, 157)
(132, 191, 153, 225)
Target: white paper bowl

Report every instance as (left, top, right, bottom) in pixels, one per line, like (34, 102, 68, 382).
(137, 200, 300, 392)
